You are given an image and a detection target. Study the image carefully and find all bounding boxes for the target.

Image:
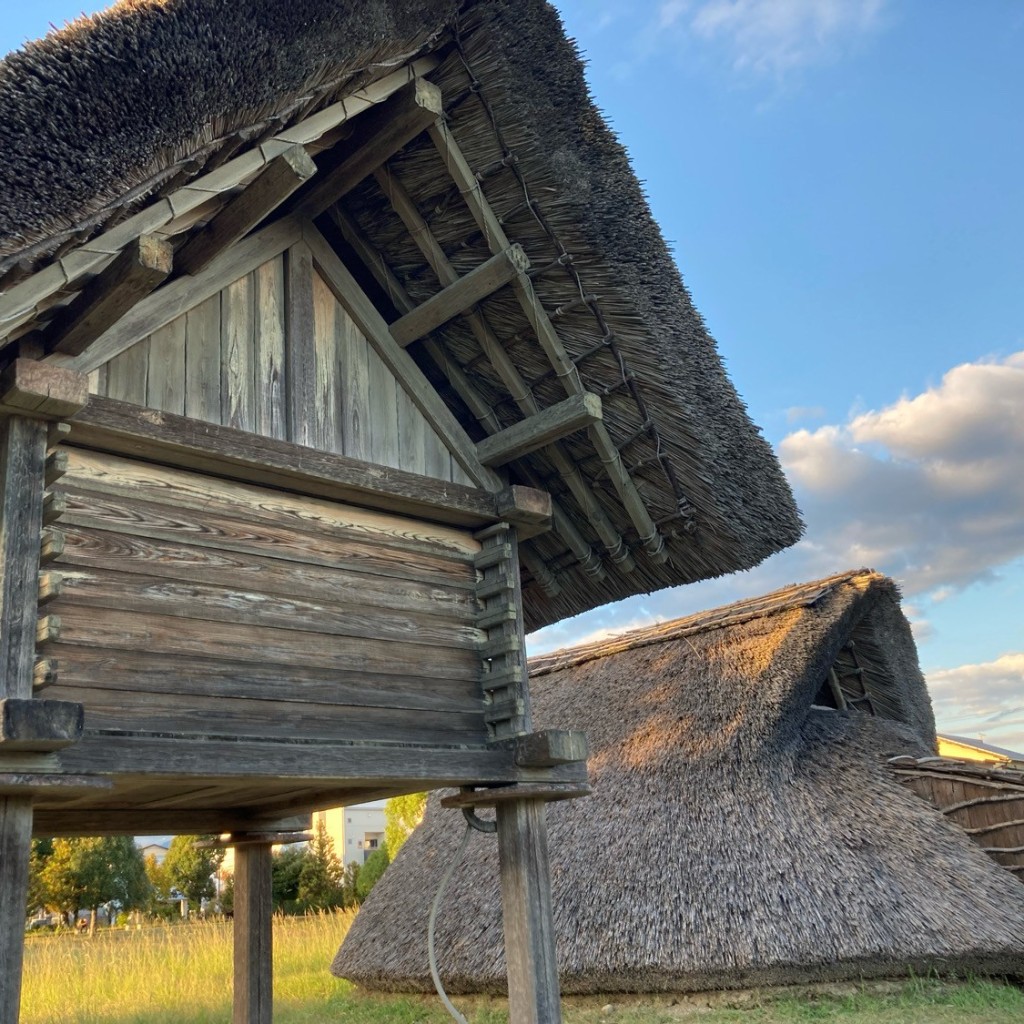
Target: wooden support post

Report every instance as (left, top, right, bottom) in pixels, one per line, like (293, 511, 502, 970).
(233, 840, 274, 1024)
(496, 798, 563, 1024)
(477, 394, 602, 467)
(0, 416, 47, 1024)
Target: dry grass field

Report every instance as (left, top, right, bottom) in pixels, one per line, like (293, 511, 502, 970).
(21, 912, 1024, 1024)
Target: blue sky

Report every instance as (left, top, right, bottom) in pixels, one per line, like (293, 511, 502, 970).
(3, 1, 1022, 751)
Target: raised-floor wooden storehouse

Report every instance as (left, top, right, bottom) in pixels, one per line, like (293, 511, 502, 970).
(0, 2, 801, 1021)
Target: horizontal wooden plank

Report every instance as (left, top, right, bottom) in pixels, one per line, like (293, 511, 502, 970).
(38, 645, 481, 714)
(57, 489, 475, 590)
(54, 566, 485, 650)
(54, 732, 591, 786)
(476, 393, 603, 467)
(62, 447, 477, 560)
(66, 396, 529, 529)
(55, 524, 478, 619)
(48, 605, 481, 679)
(40, 684, 487, 747)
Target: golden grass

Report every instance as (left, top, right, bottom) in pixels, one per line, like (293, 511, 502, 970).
(20, 914, 1024, 1024)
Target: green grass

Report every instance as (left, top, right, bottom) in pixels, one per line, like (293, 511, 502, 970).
(20, 913, 1024, 1024)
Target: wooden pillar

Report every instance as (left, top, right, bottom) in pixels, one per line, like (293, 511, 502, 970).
(232, 841, 274, 1024)
(496, 798, 562, 1024)
(0, 416, 47, 1024)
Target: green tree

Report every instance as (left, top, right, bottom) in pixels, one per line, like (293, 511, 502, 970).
(39, 837, 151, 922)
(355, 843, 390, 903)
(384, 793, 426, 857)
(297, 819, 343, 912)
(144, 853, 174, 912)
(271, 845, 307, 913)
(27, 838, 54, 917)
(340, 860, 361, 909)
(163, 836, 224, 908)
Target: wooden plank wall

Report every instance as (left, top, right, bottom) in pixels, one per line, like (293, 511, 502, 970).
(37, 448, 488, 763)
(91, 250, 474, 485)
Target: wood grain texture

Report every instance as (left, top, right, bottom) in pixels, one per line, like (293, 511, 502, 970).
(285, 241, 317, 447)
(106, 338, 150, 407)
(184, 293, 222, 422)
(0, 796, 32, 1024)
(221, 273, 256, 432)
(311, 271, 341, 453)
(145, 316, 186, 415)
(253, 257, 287, 440)
(0, 418, 47, 696)
(233, 842, 273, 1024)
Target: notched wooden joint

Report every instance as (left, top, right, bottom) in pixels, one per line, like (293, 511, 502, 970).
(494, 729, 590, 768)
(0, 359, 89, 419)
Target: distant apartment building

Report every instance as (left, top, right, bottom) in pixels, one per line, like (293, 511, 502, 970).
(313, 804, 386, 866)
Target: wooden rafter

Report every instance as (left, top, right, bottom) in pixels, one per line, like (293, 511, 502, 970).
(477, 393, 603, 467)
(292, 79, 442, 220)
(175, 145, 317, 276)
(428, 120, 670, 565)
(42, 236, 172, 358)
(367, 163, 635, 571)
(0, 59, 438, 348)
(330, 206, 599, 592)
(390, 244, 529, 347)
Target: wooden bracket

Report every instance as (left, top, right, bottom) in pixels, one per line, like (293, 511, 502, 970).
(477, 393, 603, 467)
(0, 360, 88, 420)
(0, 698, 83, 752)
(389, 245, 531, 347)
(45, 236, 173, 357)
(441, 782, 591, 809)
(492, 729, 590, 768)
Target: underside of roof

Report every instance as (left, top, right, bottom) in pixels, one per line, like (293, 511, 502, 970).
(333, 572, 1024, 992)
(0, 0, 802, 629)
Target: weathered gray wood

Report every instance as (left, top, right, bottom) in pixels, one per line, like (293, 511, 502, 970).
(496, 799, 564, 1024)
(221, 272, 256, 432)
(285, 241, 317, 447)
(441, 783, 590, 809)
(66, 397, 526, 528)
(495, 730, 590, 768)
(304, 226, 495, 489)
(0, 796, 31, 1024)
(45, 236, 173, 357)
(293, 79, 442, 219)
(389, 245, 530, 348)
(105, 339, 150, 407)
(311, 270, 341, 452)
(146, 316, 187, 415)
(396, 381, 427, 475)
(0, 698, 83, 751)
(339, 302, 370, 462)
(366, 340, 399, 470)
(184, 293, 222, 422)
(253, 256, 288, 440)
(177, 146, 317, 276)
(233, 841, 273, 1024)
(477, 394, 603, 467)
(50, 218, 302, 376)
(0, 418, 47, 695)
(31, 807, 311, 837)
(0, 360, 89, 419)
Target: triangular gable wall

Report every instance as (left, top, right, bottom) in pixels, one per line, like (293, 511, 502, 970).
(90, 245, 475, 486)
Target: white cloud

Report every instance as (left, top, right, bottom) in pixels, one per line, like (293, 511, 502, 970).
(660, 0, 888, 76)
(927, 653, 1024, 753)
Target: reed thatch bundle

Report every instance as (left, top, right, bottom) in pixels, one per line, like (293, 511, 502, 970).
(0, 1, 801, 627)
(334, 571, 1024, 993)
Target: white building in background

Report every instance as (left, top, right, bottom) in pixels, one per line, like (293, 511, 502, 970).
(314, 804, 386, 866)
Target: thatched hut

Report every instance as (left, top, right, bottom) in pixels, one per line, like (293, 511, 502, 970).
(334, 570, 1024, 994)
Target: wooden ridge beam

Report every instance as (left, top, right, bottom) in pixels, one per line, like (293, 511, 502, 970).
(293, 79, 442, 219)
(428, 121, 669, 565)
(302, 224, 495, 489)
(0, 360, 88, 419)
(368, 163, 633, 572)
(477, 393, 602, 467)
(390, 244, 530, 347)
(43, 236, 172, 358)
(0, 60, 439, 347)
(176, 145, 317, 276)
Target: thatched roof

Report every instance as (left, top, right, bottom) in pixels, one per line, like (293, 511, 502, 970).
(333, 571, 1024, 993)
(0, 0, 801, 629)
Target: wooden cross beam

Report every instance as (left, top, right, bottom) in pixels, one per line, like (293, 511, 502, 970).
(292, 78, 442, 219)
(43, 236, 173, 358)
(428, 121, 670, 565)
(389, 245, 530, 347)
(0, 360, 88, 420)
(175, 145, 317, 276)
(477, 393, 603, 467)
